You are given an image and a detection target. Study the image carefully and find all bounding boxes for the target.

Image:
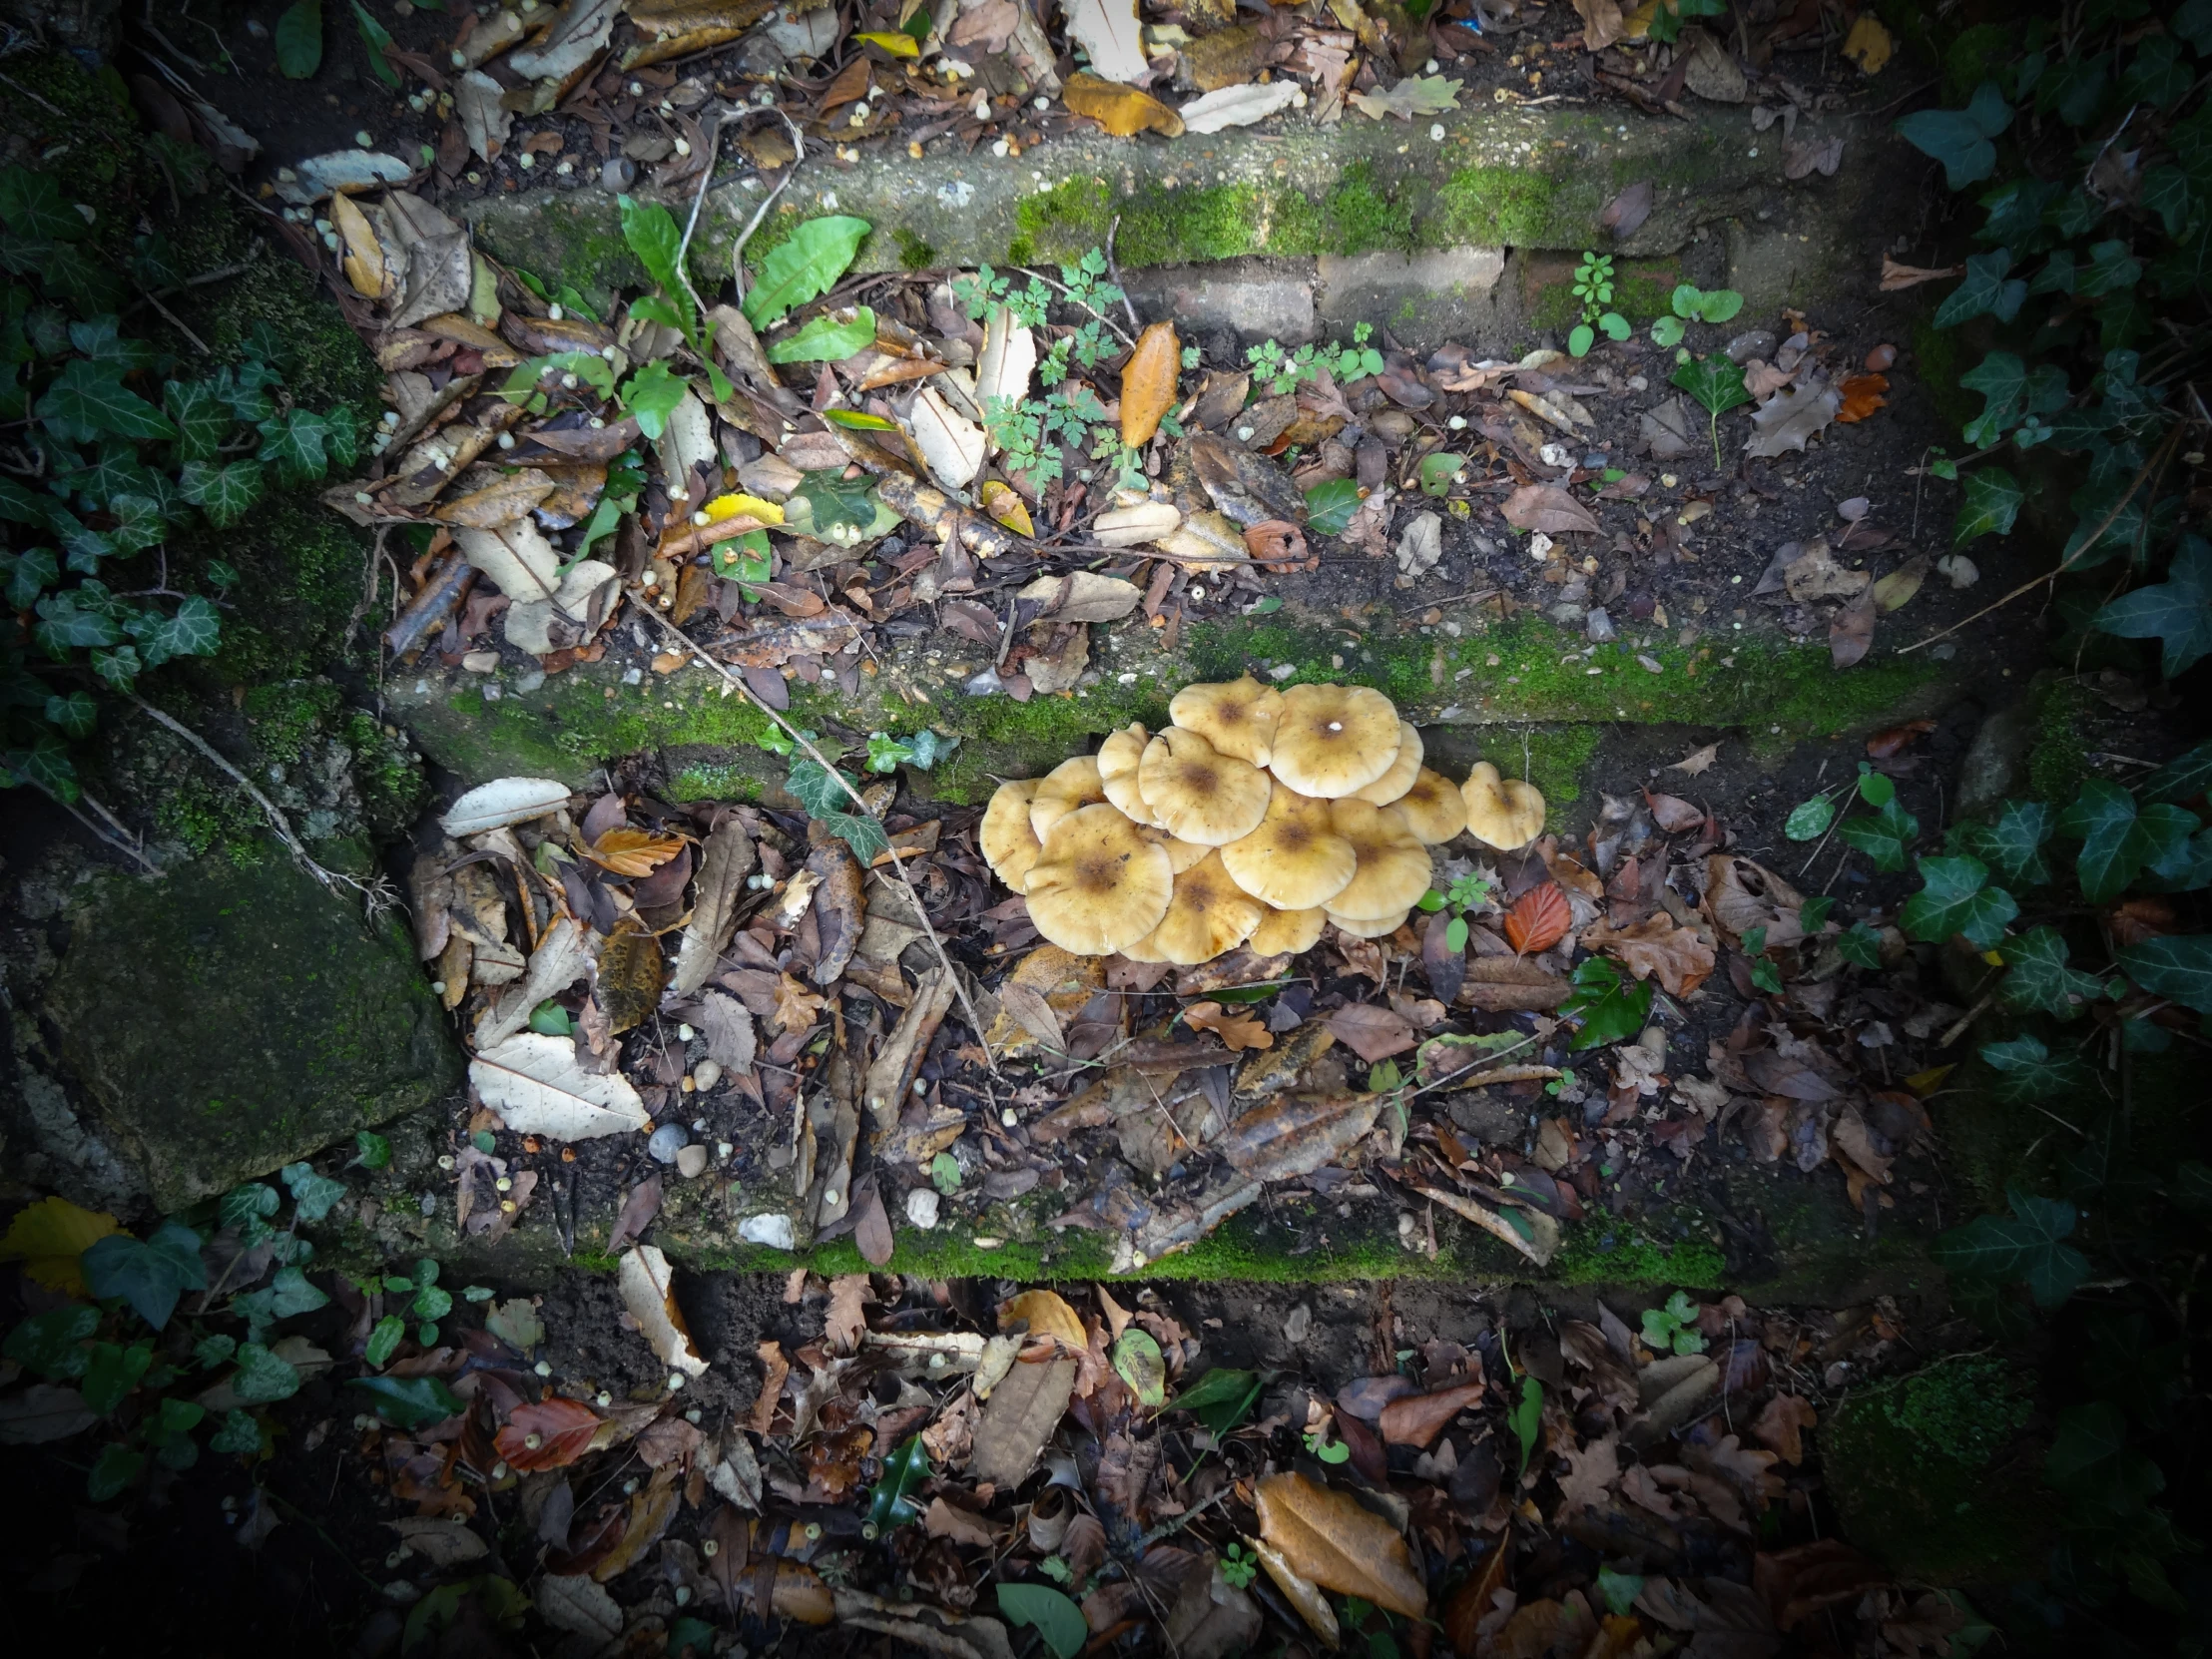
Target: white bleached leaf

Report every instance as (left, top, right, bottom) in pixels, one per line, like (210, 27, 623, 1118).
(505, 0, 618, 81)
(1087, 500, 1183, 547)
(1016, 571, 1145, 620)
(274, 150, 413, 205)
(765, 3, 839, 58)
(1177, 80, 1301, 134)
(1062, 0, 1148, 83)
(1152, 508, 1249, 569)
(470, 1033, 650, 1141)
(619, 1243, 710, 1377)
(440, 777, 572, 836)
(1349, 76, 1461, 122)
(455, 520, 560, 603)
(657, 390, 717, 495)
(1395, 510, 1443, 577)
(975, 305, 1037, 406)
(477, 918, 593, 1048)
(1936, 553, 1980, 589)
(504, 559, 620, 655)
(908, 385, 986, 491)
(455, 70, 511, 164)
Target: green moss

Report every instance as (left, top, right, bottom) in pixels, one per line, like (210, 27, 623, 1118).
(190, 493, 371, 683)
(1884, 1352, 2031, 1465)
(1614, 261, 1682, 323)
(343, 711, 430, 836)
(155, 775, 268, 864)
(1435, 166, 1564, 249)
(1552, 1216, 1727, 1288)
(245, 680, 341, 768)
(2026, 678, 2090, 802)
(1324, 162, 1417, 258)
(893, 227, 940, 271)
(1912, 313, 1975, 437)
(668, 762, 767, 803)
(0, 55, 144, 251)
(1942, 24, 2012, 104)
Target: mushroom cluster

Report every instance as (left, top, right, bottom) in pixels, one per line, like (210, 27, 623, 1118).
(980, 677, 1548, 965)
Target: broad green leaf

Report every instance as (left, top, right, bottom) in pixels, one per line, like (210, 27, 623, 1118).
(364, 1313, 406, 1368)
(351, 0, 401, 88)
(1650, 314, 1686, 347)
(996, 1584, 1087, 1659)
(1999, 927, 2104, 1019)
(351, 1129, 392, 1170)
(1784, 796, 1835, 840)
(817, 808, 890, 863)
(792, 467, 876, 535)
(1838, 799, 1919, 872)
(620, 360, 688, 441)
(1857, 768, 1895, 808)
(766, 306, 877, 363)
(742, 216, 871, 328)
(179, 459, 265, 527)
(617, 194, 686, 301)
(1568, 323, 1594, 357)
(87, 1442, 146, 1502)
(1976, 799, 2055, 885)
(2116, 935, 2212, 1014)
(1562, 956, 1653, 1051)
(1952, 467, 2023, 546)
(280, 1161, 348, 1224)
(227, 1342, 302, 1403)
(2045, 1401, 2164, 1515)
(81, 1340, 154, 1414)
(5, 1305, 99, 1380)
(1508, 1376, 1543, 1475)
(1670, 354, 1751, 416)
(1897, 81, 2013, 190)
(80, 1222, 205, 1331)
(37, 359, 176, 444)
(259, 406, 329, 479)
(1934, 250, 2025, 327)
(1978, 1033, 2097, 1103)
(2060, 779, 2139, 902)
(275, 0, 324, 78)
(2092, 535, 2212, 678)
(44, 690, 97, 739)
(865, 1434, 930, 1534)
(348, 1374, 462, 1428)
(0, 165, 84, 241)
(1418, 451, 1466, 495)
(140, 595, 222, 664)
(5, 735, 80, 800)
(1172, 1368, 1263, 1437)
(195, 1334, 238, 1370)
(1930, 1184, 2087, 1307)
(2142, 742, 2212, 807)
(1111, 1329, 1167, 1407)
(1305, 476, 1364, 535)
(1693, 288, 1743, 323)
(3, 546, 59, 609)
(1899, 854, 2015, 948)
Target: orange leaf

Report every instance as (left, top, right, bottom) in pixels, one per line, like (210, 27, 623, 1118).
(1502, 883, 1571, 954)
(1835, 373, 1889, 423)
(1244, 519, 1310, 566)
(1120, 319, 1181, 448)
(494, 1397, 602, 1471)
(1184, 998, 1274, 1051)
(1062, 71, 1185, 140)
(588, 826, 686, 876)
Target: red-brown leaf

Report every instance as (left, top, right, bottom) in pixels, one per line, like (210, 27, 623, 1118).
(1503, 883, 1571, 955)
(494, 1397, 602, 1471)
(1864, 719, 1936, 759)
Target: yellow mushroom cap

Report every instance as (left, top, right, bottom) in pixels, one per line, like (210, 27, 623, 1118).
(1024, 805, 1174, 956)
(1327, 905, 1411, 939)
(1138, 727, 1273, 846)
(1270, 684, 1403, 799)
(1461, 762, 1547, 851)
(1392, 768, 1470, 845)
(1138, 827, 1213, 874)
(1219, 779, 1358, 910)
(1326, 800, 1434, 920)
(1030, 756, 1108, 841)
(1097, 723, 1162, 828)
(1249, 904, 1327, 957)
(1351, 722, 1424, 807)
(1126, 850, 1266, 966)
(1168, 675, 1285, 769)
(981, 779, 1045, 893)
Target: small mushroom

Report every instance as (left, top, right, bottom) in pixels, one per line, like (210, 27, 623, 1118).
(1461, 762, 1547, 851)
(1327, 905, 1411, 939)
(980, 779, 1044, 893)
(1126, 850, 1265, 965)
(1097, 722, 1163, 827)
(1029, 756, 1109, 841)
(1168, 675, 1285, 768)
(1390, 768, 1470, 845)
(1220, 779, 1357, 911)
(1249, 904, 1327, 956)
(1350, 721, 1424, 807)
(1326, 800, 1433, 921)
(1138, 727, 1272, 846)
(1270, 683, 1402, 799)
(1024, 804, 1175, 955)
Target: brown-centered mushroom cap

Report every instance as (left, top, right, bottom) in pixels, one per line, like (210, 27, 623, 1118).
(1030, 756, 1109, 841)
(1219, 779, 1358, 911)
(1138, 727, 1273, 846)
(1024, 804, 1174, 955)
(1270, 683, 1403, 799)
(1461, 762, 1547, 851)
(1326, 799, 1433, 920)
(1327, 905, 1411, 939)
(1097, 723, 1162, 828)
(1391, 768, 1470, 845)
(1249, 904, 1327, 957)
(1168, 675, 1285, 768)
(1126, 849, 1266, 966)
(1351, 721, 1424, 807)
(981, 779, 1045, 893)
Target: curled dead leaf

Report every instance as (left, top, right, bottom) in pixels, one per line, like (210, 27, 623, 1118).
(1121, 320, 1181, 449)
(1255, 1470, 1427, 1619)
(1063, 70, 1184, 137)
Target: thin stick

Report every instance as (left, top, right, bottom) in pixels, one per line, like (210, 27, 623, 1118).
(140, 285, 211, 354)
(9, 767, 163, 875)
(705, 107, 810, 307)
(0, 71, 65, 117)
(1103, 216, 1143, 335)
(627, 600, 1002, 1078)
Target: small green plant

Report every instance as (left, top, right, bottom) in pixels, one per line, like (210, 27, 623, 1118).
(865, 729, 959, 774)
(863, 1434, 931, 1537)
(1644, 0, 1726, 43)
(1303, 1428, 1353, 1463)
(1566, 252, 1630, 357)
(1218, 1541, 1259, 1588)
(1415, 868, 1495, 952)
(1247, 322, 1384, 394)
(1507, 1376, 1544, 1476)
(1639, 1291, 1710, 1357)
(1668, 354, 1753, 468)
(761, 724, 891, 861)
(362, 1257, 452, 1359)
(1738, 923, 1784, 994)
(1649, 281, 1746, 347)
(615, 195, 731, 400)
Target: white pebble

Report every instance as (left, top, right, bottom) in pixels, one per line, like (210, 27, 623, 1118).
(906, 1188, 941, 1230)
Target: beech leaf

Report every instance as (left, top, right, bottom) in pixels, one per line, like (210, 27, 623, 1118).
(1502, 484, 1599, 536)
(469, 1034, 651, 1141)
(1120, 321, 1181, 448)
(1255, 1470, 1428, 1618)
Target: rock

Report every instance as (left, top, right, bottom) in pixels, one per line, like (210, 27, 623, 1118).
(675, 1144, 709, 1179)
(1122, 261, 1316, 344)
(1954, 698, 2040, 823)
(648, 1123, 689, 1164)
(31, 854, 459, 1212)
(906, 1187, 941, 1230)
(738, 1212, 796, 1250)
(692, 1059, 722, 1092)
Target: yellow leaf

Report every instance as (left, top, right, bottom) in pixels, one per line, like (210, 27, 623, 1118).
(0, 1196, 122, 1295)
(1062, 71, 1185, 139)
(1621, 0, 1658, 39)
(998, 1288, 1089, 1353)
(598, 916, 667, 1034)
(704, 491, 785, 526)
(1904, 1064, 1953, 1097)
(980, 480, 1034, 537)
(1119, 320, 1181, 448)
(329, 191, 390, 299)
(1255, 1470, 1428, 1619)
(825, 408, 899, 430)
(588, 826, 689, 876)
(855, 31, 921, 57)
(1842, 14, 1893, 74)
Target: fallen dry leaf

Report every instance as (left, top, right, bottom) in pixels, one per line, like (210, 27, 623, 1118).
(1255, 1471, 1427, 1618)
(494, 1397, 602, 1471)
(1000, 1289, 1089, 1353)
(1836, 373, 1888, 422)
(469, 1033, 650, 1141)
(1184, 999, 1274, 1052)
(1062, 70, 1184, 137)
(1377, 1380, 1485, 1447)
(1121, 320, 1181, 448)
(1668, 743, 1720, 777)
(1502, 483, 1600, 537)
(1582, 913, 1716, 997)
(618, 1244, 709, 1379)
(1880, 256, 1963, 291)
(1326, 1003, 1417, 1062)
(1503, 883, 1572, 954)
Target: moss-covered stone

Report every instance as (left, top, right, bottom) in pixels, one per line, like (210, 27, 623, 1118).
(39, 855, 461, 1211)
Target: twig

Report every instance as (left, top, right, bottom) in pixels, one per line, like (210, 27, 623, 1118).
(0, 70, 65, 117)
(1103, 215, 1143, 335)
(1937, 987, 1998, 1050)
(626, 600, 1003, 1079)
(1011, 267, 1137, 349)
(8, 766, 164, 875)
(139, 284, 211, 354)
(712, 107, 811, 307)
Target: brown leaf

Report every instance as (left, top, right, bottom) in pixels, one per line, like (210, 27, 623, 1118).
(1750, 1393, 1818, 1465)
(606, 1176, 662, 1254)
(1255, 1470, 1427, 1619)
(1668, 743, 1720, 777)
(1502, 483, 1600, 536)
(591, 1466, 681, 1582)
(1503, 883, 1572, 954)
(1120, 320, 1181, 448)
(1581, 913, 1716, 997)
(852, 1182, 894, 1267)
(494, 1398, 602, 1471)
(969, 1357, 1076, 1486)
(1754, 1539, 1888, 1631)
(749, 1342, 789, 1436)
(1184, 999, 1275, 1052)
(805, 837, 866, 987)
(773, 972, 829, 1034)
(1244, 519, 1310, 566)
(1326, 1004, 1417, 1062)
(598, 917, 666, 1034)
(1830, 589, 1877, 670)
(588, 827, 687, 876)
(1063, 70, 1185, 138)
(1865, 719, 1936, 759)
(1598, 175, 1650, 236)
(1377, 1379, 1485, 1447)
(1879, 256, 1964, 291)
(1219, 1092, 1383, 1183)
(1836, 372, 1888, 422)
(1644, 791, 1705, 832)
(924, 1496, 998, 1548)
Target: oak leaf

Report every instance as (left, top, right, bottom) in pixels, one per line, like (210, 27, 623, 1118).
(1503, 883, 1572, 954)
(1836, 373, 1889, 422)
(1120, 320, 1181, 448)
(1184, 999, 1274, 1052)
(1255, 1470, 1427, 1618)
(773, 972, 829, 1033)
(1582, 913, 1716, 997)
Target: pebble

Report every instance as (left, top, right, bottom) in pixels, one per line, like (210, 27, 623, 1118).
(693, 1059, 722, 1091)
(906, 1188, 941, 1230)
(1865, 342, 1898, 371)
(648, 1123, 689, 1164)
(676, 1144, 710, 1179)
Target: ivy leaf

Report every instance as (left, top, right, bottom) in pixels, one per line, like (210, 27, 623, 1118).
(364, 1314, 407, 1369)
(1897, 80, 2013, 190)
(2060, 779, 2142, 903)
(1838, 798, 1919, 871)
(792, 467, 876, 535)
(1305, 477, 1365, 535)
(259, 406, 329, 480)
(37, 359, 176, 444)
(350, 0, 401, 89)
(620, 360, 688, 441)
(1976, 799, 2055, 885)
(44, 690, 98, 739)
(1930, 1184, 2088, 1307)
(87, 1443, 147, 1502)
(766, 306, 877, 364)
(80, 1221, 206, 1332)
(4, 1305, 99, 1380)
(866, 1434, 930, 1534)
(2116, 935, 2212, 1014)
(742, 216, 871, 328)
(348, 1374, 461, 1428)
(997, 1585, 1086, 1659)
(275, 0, 324, 78)
(4, 735, 79, 800)
(2092, 534, 2212, 678)
(1978, 1032, 2097, 1103)
(1952, 467, 2023, 546)
(1998, 926, 2104, 1019)
(3, 546, 59, 609)
(0, 165, 84, 242)
(280, 1161, 347, 1224)
(33, 592, 119, 654)
(1899, 854, 2016, 948)
(179, 459, 265, 527)
(1933, 250, 2026, 327)
(140, 596, 222, 665)
(2142, 742, 2212, 807)
(1836, 918, 1881, 967)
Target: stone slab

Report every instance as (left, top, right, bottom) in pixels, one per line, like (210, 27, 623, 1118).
(1317, 246, 1508, 343)
(1120, 259, 1318, 345)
